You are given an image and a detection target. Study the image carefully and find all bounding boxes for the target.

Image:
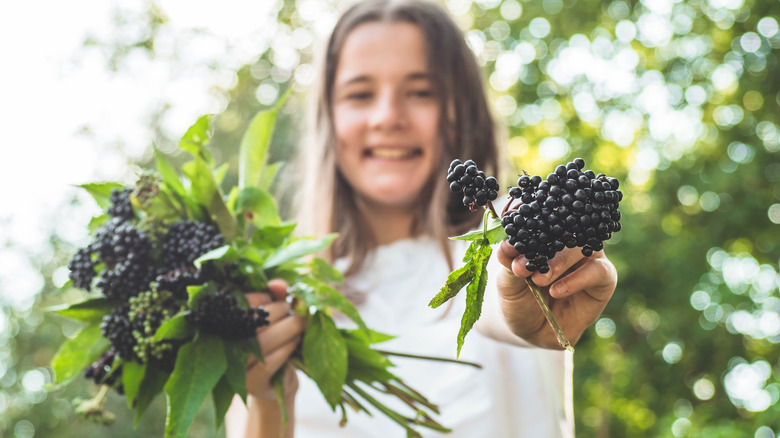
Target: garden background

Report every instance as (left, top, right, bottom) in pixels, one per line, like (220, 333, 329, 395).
(1, 0, 778, 436)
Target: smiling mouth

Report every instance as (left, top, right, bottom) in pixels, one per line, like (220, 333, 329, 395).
(364, 147, 422, 159)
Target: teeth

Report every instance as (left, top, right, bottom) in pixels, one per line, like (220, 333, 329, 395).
(368, 148, 419, 159)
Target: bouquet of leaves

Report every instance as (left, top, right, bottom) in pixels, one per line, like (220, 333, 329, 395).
(49, 102, 455, 437)
(429, 158, 624, 356)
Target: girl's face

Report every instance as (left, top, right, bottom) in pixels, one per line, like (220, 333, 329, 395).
(332, 21, 442, 210)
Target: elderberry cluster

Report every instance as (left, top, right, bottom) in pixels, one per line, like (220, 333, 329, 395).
(84, 350, 123, 394)
(186, 291, 270, 339)
(502, 158, 622, 273)
(161, 220, 224, 270)
(107, 187, 135, 221)
(447, 159, 500, 208)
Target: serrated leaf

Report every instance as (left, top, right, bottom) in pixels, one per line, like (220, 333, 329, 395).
(303, 311, 348, 409)
(212, 376, 235, 432)
(153, 312, 194, 342)
(449, 228, 486, 242)
(134, 364, 169, 426)
(78, 182, 124, 210)
(178, 114, 213, 164)
(48, 297, 114, 323)
(310, 257, 344, 284)
(456, 244, 492, 358)
(262, 233, 338, 269)
(343, 328, 396, 345)
(50, 324, 109, 386)
(428, 262, 474, 308)
(164, 334, 227, 438)
(123, 360, 146, 409)
(224, 341, 248, 403)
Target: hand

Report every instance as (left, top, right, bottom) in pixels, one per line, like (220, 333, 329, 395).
(244, 279, 306, 400)
(495, 240, 617, 349)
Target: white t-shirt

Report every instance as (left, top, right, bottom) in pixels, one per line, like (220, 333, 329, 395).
(294, 235, 574, 438)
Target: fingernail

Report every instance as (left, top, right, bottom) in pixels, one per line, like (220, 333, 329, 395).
(552, 282, 568, 298)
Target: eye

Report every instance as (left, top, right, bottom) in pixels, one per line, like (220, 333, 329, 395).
(409, 89, 434, 98)
(347, 91, 373, 101)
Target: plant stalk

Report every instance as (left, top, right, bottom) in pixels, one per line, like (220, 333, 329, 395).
(525, 277, 574, 352)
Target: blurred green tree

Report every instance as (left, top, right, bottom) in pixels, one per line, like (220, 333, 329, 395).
(2, 0, 778, 437)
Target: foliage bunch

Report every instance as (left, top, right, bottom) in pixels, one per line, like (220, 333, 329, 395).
(50, 104, 452, 437)
(431, 158, 623, 356)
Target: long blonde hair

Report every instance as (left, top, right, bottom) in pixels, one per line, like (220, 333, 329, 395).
(293, 0, 499, 275)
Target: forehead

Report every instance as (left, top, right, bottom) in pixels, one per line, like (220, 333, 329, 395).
(335, 21, 429, 82)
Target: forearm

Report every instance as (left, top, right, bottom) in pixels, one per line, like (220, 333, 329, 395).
(226, 394, 296, 438)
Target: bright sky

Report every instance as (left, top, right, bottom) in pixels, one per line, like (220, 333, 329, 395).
(0, 0, 279, 310)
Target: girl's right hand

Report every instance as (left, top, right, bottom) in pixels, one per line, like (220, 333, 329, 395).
(244, 279, 307, 400)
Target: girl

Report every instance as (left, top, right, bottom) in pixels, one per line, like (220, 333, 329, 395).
(227, 1, 618, 437)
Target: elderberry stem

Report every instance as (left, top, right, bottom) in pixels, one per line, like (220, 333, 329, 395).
(485, 200, 499, 220)
(525, 277, 574, 352)
(373, 350, 482, 369)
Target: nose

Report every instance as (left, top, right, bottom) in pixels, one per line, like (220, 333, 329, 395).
(369, 88, 407, 131)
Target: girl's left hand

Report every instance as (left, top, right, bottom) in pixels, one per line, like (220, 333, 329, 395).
(494, 240, 617, 349)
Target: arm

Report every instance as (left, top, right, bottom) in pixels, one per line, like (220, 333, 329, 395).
(477, 241, 617, 349)
(225, 281, 306, 438)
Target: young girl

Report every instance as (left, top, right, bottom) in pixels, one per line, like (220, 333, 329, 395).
(227, 1, 618, 437)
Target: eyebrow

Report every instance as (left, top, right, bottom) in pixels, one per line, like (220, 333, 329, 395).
(336, 72, 434, 87)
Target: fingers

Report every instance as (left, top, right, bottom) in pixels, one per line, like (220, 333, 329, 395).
(267, 279, 289, 301)
(246, 335, 302, 399)
(258, 314, 306, 353)
(245, 292, 274, 307)
(549, 254, 617, 300)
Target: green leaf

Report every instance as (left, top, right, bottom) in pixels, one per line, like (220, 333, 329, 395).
(456, 244, 492, 358)
(123, 360, 147, 409)
(239, 98, 286, 190)
(48, 297, 114, 323)
(224, 341, 248, 403)
(484, 216, 509, 245)
(186, 284, 213, 308)
(181, 159, 238, 241)
(252, 223, 297, 249)
(235, 187, 281, 229)
(262, 233, 338, 269)
(449, 228, 487, 242)
(134, 364, 170, 426)
(309, 281, 369, 338)
(428, 262, 474, 308)
(193, 244, 237, 268)
(244, 337, 265, 363)
(50, 324, 110, 386)
(164, 334, 227, 438)
(259, 161, 284, 191)
(343, 328, 396, 345)
(154, 149, 186, 197)
(78, 182, 124, 210)
(303, 311, 348, 408)
(153, 312, 195, 342)
(178, 114, 213, 164)
(310, 257, 344, 284)
(212, 376, 235, 432)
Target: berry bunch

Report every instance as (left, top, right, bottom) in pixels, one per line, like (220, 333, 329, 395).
(107, 187, 135, 222)
(100, 304, 141, 362)
(84, 350, 123, 393)
(161, 220, 225, 270)
(502, 158, 622, 273)
(186, 291, 270, 339)
(447, 159, 500, 208)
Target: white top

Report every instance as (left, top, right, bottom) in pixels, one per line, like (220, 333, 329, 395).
(294, 235, 575, 438)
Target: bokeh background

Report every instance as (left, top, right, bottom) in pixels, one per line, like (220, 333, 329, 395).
(1, 0, 779, 436)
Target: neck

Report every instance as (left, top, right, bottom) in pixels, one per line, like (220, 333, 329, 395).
(357, 200, 417, 246)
